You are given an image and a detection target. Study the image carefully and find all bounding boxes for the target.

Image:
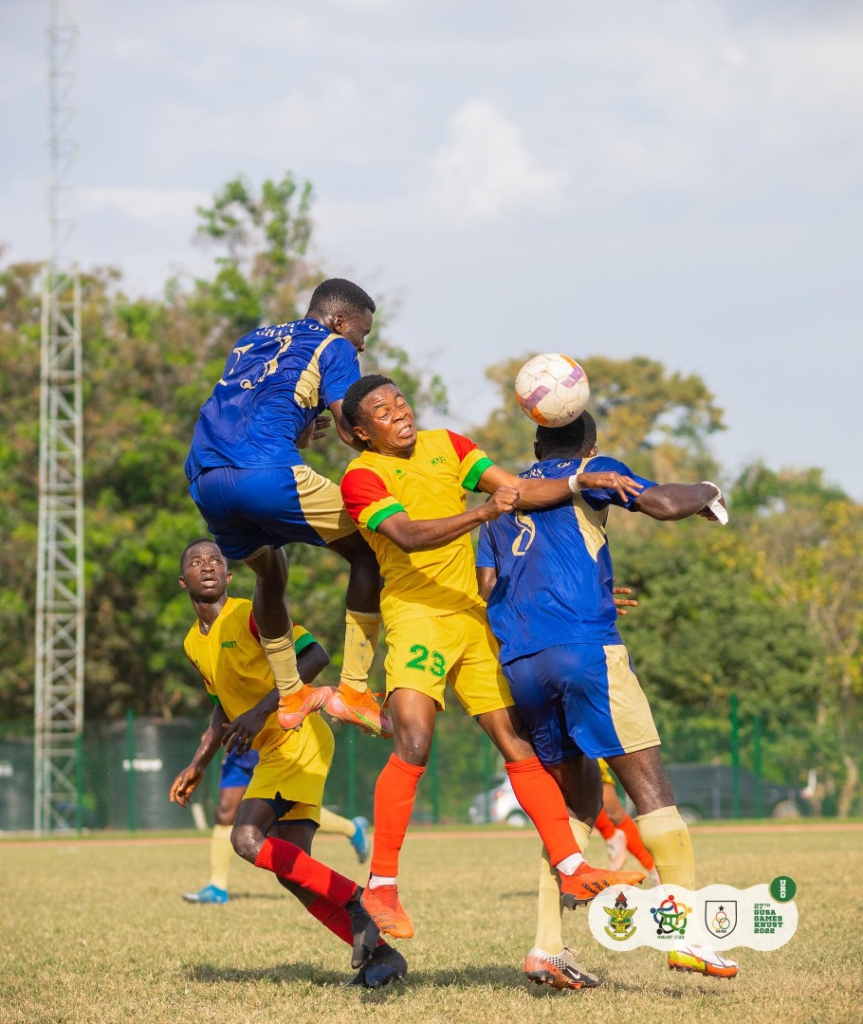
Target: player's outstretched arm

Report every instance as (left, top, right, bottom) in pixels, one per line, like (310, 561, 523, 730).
(169, 704, 230, 807)
(632, 482, 725, 522)
(376, 487, 519, 553)
(476, 465, 643, 509)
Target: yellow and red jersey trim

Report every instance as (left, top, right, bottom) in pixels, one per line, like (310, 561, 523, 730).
(446, 430, 494, 491)
(341, 467, 406, 532)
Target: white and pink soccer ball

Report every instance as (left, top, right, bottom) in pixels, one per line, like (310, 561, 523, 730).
(514, 354, 590, 428)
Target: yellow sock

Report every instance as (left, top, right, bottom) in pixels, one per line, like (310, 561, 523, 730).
(210, 824, 234, 892)
(318, 806, 356, 837)
(569, 816, 592, 855)
(533, 818, 590, 953)
(259, 629, 302, 697)
(535, 844, 564, 953)
(339, 610, 382, 693)
(635, 805, 695, 887)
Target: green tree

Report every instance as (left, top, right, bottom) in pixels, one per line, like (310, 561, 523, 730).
(731, 464, 863, 814)
(0, 174, 445, 722)
(612, 523, 824, 785)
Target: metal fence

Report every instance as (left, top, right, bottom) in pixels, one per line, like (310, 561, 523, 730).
(0, 696, 826, 834)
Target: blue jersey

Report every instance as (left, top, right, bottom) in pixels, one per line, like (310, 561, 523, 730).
(476, 455, 656, 664)
(185, 318, 360, 482)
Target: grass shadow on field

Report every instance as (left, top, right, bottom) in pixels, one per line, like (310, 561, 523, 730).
(219, 891, 285, 901)
(187, 962, 608, 998)
(188, 962, 345, 987)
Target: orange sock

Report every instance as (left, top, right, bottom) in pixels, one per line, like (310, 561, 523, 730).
(619, 815, 655, 870)
(505, 757, 579, 866)
(370, 754, 425, 877)
(595, 808, 617, 840)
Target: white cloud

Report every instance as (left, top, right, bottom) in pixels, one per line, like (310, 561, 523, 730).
(79, 187, 209, 224)
(424, 99, 566, 226)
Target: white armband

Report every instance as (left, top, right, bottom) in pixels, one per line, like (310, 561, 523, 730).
(701, 481, 728, 525)
(568, 474, 584, 495)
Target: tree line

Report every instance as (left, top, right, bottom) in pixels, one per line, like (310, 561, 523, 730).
(0, 173, 859, 814)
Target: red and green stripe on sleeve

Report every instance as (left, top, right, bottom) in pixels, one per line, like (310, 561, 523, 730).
(446, 430, 494, 492)
(341, 467, 405, 532)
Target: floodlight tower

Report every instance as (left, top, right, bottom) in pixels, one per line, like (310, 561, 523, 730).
(34, 0, 85, 833)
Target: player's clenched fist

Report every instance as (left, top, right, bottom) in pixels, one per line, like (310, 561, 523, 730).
(484, 486, 520, 520)
(576, 471, 643, 503)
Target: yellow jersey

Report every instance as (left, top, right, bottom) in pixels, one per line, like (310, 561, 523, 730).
(184, 596, 318, 754)
(340, 429, 494, 627)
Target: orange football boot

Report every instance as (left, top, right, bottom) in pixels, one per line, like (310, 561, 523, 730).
(559, 864, 645, 908)
(326, 683, 394, 739)
(361, 884, 414, 939)
(277, 684, 334, 731)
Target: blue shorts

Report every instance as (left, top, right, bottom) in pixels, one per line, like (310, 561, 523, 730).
(502, 642, 660, 765)
(189, 464, 356, 560)
(219, 748, 259, 789)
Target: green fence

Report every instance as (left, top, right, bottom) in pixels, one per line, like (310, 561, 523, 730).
(0, 694, 830, 833)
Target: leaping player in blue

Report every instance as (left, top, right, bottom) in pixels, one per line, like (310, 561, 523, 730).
(476, 410, 740, 987)
(185, 279, 390, 740)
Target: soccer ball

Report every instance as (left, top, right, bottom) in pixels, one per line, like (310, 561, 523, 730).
(514, 354, 590, 428)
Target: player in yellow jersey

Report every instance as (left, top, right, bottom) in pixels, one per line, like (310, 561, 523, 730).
(169, 539, 405, 988)
(338, 375, 646, 941)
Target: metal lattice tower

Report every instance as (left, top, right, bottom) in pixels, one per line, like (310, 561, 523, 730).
(34, 0, 84, 833)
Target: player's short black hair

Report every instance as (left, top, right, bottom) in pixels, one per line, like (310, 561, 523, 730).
(342, 374, 397, 428)
(179, 538, 221, 575)
(307, 278, 376, 318)
(536, 411, 597, 457)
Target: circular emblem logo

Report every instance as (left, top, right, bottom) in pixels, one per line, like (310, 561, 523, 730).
(770, 876, 797, 902)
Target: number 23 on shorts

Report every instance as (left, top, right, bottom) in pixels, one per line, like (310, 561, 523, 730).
(406, 644, 447, 677)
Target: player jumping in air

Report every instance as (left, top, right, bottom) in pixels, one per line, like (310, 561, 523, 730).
(185, 278, 389, 737)
(337, 374, 646, 941)
(169, 539, 405, 988)
(181, 741, 369, 904)
(476, 412, 739, 985)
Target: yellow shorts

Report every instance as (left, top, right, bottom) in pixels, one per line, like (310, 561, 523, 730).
(292, 463, 357, 545)
(244, 714, 335, 824)
(384, 606, 514, 717)
(598, 758, 615, 787)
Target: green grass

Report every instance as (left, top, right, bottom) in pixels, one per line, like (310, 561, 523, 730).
(2, 827, 861, 1024)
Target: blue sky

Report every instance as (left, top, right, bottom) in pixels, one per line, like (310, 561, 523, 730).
(2, 0, 861, 494)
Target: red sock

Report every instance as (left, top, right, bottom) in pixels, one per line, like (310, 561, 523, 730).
(306, 896, 385, 948)
(254, 837, 358, 906)
(619, 815, 656, 870)
(505, 757, 579, 866)
(595, 808, 617, 840)
(370, 754, 425, 877)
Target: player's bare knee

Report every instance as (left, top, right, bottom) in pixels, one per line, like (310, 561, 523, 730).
(231, 823, 263, 863)
(394, 736, 431, 766)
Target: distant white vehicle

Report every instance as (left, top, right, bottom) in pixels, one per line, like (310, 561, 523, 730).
(467, 775, 529, 827)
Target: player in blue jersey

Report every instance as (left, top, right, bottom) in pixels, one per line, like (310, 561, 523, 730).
(476, 411, 739, 985)
(185, 278, 389, 739)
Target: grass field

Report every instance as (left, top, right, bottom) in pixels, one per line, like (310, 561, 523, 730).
(3, 824, 861, 1024)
